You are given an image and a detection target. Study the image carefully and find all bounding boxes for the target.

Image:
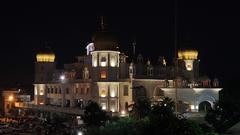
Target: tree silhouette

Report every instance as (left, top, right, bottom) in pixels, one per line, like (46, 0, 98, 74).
(82, 101, 108, 127)
(131, 97, 151, 119)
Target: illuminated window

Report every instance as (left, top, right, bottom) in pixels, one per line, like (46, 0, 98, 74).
(39, 90, 44, 95)
(110, 55, 117, 67)
(186, 64, 192, 71)
(101, 102, 107, 110)
(93, 60, 97, 67)
(190, 105, 195, 110)
(92, 54, 98, 67)
(100, 57, 107, 67)
(100, 90, 107, 97)
(100, 71, 107, 79)
(110, 89, 116, 97)
(123, 85, 128, 96)
(34, 88, 38, 95)
(110, 100, 116, 112)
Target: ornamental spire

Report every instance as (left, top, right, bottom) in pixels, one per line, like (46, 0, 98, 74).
(101, 16, 105, 31)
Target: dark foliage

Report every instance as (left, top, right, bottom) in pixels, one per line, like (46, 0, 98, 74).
(82, 100, 108, 127)
(87, 97, 207, 135)
(205, 101, 240, 133)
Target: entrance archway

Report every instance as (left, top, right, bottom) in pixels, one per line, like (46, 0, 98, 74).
(199, 101, 211, 112)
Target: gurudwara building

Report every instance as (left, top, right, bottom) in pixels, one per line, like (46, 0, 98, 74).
(33, 22, 222, 115)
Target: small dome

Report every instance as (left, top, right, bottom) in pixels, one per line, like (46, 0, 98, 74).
(36, 47, 55, 62)
(178, 49, 198, 60)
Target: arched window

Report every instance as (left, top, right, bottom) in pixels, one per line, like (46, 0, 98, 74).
(100, 71, 107, 79)
(147, 67, 153, 76)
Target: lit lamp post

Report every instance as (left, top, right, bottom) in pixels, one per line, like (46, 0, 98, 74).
(77, 130, 83, 135)
(60, 75, 65, 81)
(60, 75, 66, 107)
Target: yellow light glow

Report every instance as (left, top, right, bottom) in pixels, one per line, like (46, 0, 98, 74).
(39, 90, 44, 95)
(100, 71, 107, 79)
(163, 59, 167, 66)
(8, 95, 13, 101)
(120, 110, 126, 116)
(93, 60, 97, 67)
(100, 61, 107, 67)
(100, 90, 107, 97)
(101, 103, 106, 110)
(36, 53, 55, 62)
(111, 108, 115, 112)
(190, 105, 195, 110)
(39, 102, 44, 105)
(184, 60, 194, 71)
(34, 88, 38, 95)
(178, 50, 198, 60)
(110, 91, 116, 97)
(110, 61, 116, 67)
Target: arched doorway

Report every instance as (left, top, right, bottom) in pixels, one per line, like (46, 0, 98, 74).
(199, 101, 211, 112)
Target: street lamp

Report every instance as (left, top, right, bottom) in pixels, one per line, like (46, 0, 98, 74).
(60, 75, 65, 81)
(77, 131, 83, 135)
(60, 74, 66, 108)
(8, 95, 14, 101)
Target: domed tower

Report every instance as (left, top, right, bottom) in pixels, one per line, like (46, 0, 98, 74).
(178, 49, 199, 80)
(91, 17, 120, 113)
(91, 17, 120, 82)
(34, 47, 56, 105)
(35, 47, 56, 83)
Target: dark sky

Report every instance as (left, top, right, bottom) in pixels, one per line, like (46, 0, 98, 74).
(0, 1, 239, 89)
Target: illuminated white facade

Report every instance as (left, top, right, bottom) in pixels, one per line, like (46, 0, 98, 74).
(33, 26, 222, 115)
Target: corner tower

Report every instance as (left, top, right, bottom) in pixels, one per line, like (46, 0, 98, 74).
(35, 47, 56, 83)
(178, 49, 199, 80)
(34, 47, 56, 105)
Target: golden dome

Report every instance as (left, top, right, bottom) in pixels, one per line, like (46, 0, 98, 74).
(178, 50, 198, 60)
(36, 53, 55, 62)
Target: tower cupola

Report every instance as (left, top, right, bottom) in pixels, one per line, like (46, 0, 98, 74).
(36, 47, 55, 62)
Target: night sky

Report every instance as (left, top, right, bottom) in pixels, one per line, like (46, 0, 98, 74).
(0, 1, 239, 91)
